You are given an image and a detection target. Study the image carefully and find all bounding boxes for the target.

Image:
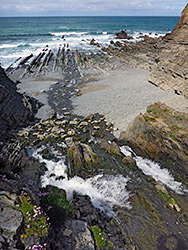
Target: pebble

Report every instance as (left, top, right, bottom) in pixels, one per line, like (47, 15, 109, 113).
(67, 129, 76, 136)
(70, 120, 78, 126)
(79, 121, 88, 127)
(93, 126, 100, 130)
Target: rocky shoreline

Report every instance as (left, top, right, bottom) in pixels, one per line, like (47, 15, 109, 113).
(1, 4, 188, 250)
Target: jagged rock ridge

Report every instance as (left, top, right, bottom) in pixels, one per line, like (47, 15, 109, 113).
(0, 67, 38, 140)
(148, 4, 188, 97)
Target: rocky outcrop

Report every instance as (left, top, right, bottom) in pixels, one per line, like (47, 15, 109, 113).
(115, 30, 133, 40)
(119, 102, 188, 181)
(0, 66, 38, 140)
(148, 44, 188, 96)
(148, 4, 188, 96)
(67, 143, 98, 179)
(163, 4, 188, 44)
(90, 38, 100, 47)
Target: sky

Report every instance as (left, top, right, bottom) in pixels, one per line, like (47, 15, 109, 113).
(0, 0, 187, 17)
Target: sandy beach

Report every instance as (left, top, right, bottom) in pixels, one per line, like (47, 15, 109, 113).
(73, 67, 188, 137)
(14, 59, 188, 138)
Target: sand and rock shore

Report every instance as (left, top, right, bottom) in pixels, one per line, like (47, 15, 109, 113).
(0, 4, 188, 250)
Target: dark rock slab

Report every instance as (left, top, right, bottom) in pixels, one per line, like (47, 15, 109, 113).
(0, 66, 39, 140)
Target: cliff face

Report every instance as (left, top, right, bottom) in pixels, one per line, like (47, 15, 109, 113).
(164, 4, 188, 44)
(0, 67, 38, 140)
(148, 4, 188, 96)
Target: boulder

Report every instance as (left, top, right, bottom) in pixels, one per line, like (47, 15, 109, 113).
(67, 143, 98, 178)
(90, 38, 100, 47)
(115, 30, 133, 40)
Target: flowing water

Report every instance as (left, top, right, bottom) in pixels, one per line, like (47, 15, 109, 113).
(29, 142, 185, 217)
(120, 145, 185, 194)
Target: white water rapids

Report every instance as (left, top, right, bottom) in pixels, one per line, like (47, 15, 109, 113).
(30, 143, 185, 217)
(32, 147, 131, 217)
(120, 145, 184, 194)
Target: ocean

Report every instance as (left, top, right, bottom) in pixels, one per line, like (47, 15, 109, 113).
(0, 16, 179, 69)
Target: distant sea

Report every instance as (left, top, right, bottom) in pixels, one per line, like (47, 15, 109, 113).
(0, 16, 179, 69)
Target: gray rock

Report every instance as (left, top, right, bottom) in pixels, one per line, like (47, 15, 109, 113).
(93, 126, 100, 130)
(0, 194, 15, 207)
(72, 220, 95, 250)
(0, 192, 23, 237)
(64, 112, 71, 116)
(63, 229, 72, 237)
(0, 207, 23, 233)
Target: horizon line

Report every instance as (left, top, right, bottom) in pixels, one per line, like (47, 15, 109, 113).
(0, 15, 180, 18)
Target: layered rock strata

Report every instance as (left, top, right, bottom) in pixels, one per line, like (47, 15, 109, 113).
(0, 67, 38, 140)
(148, 4, 188, 96)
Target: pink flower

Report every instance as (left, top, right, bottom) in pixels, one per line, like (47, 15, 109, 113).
(27, 225, 30, 228)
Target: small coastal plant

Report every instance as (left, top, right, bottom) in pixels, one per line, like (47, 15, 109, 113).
(91, 225, 113, 250)
(18, 192, 48, 238)
(41, 187, 74, 225)
(91, 226, 106, 249)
